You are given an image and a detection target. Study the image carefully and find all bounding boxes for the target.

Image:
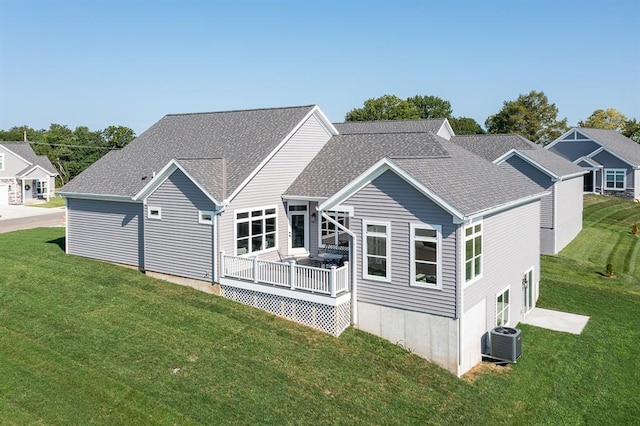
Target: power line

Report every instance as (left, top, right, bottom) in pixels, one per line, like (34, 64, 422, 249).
(27, 141, 122, 150)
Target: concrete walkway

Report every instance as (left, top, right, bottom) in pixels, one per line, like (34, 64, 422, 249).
(521, 308, 589, 335)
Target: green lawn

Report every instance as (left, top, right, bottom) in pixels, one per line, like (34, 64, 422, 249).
(1, 194, 639, 424)
(27, 195, 66, 208)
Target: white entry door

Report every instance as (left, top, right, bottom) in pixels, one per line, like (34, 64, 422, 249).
(523, 268, 535, 315)
(0, 185, 8, 205)
(288, 203, 309, 256)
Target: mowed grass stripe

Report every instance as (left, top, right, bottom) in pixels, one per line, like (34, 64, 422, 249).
(1, 197, 640, 424)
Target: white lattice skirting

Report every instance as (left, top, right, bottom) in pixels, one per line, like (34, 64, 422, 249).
(220, 285, 351, 336)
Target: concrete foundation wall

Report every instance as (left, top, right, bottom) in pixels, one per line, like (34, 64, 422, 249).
(357, 301, 460, 375)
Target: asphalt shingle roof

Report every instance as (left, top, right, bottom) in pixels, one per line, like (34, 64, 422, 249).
(452, 134, 584, 178)
(176, 158, 227, 202)
(0, 141, 57, 174)
(60, 105, 316, 197)
(286, 128, 544, 216)
(576, 128, 640, 166)
(334, 119, 446, 135)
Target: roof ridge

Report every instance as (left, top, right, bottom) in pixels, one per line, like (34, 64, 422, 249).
(165, 105, 316, 117)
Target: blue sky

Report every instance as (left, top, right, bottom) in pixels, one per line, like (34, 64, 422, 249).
(1, 0, 639, 135)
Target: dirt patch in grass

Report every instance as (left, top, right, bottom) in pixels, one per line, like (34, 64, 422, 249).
(462, 361, 512, 382)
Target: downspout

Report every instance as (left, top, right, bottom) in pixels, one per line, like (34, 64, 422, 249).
(213, 204, 226, 283)
(320, 210, 358, 325)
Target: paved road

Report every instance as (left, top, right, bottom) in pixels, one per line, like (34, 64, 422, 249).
(0, 206, 65, 234)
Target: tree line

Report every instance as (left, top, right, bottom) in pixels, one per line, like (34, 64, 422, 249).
(345, 91, 640, 144)
(0, 124, 136, 186)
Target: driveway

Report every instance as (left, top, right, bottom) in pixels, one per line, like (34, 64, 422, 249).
(0, 204, 65, 233)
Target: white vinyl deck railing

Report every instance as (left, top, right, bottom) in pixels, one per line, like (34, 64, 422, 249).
(220, 253, 349, 297)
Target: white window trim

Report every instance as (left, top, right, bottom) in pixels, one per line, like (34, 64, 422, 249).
(463, 221, 483, 286)
(496, 286, 510, 326)
(199, 210, 215, 225)
(148, 206, 162, 220)
(234, 205, 278, 256)
(362, 219, 391, 282)
(604, 168, 626, 191)
(318, 209, 350, 247)
(410, 223, 442, 289)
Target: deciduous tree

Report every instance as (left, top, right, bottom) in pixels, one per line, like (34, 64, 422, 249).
(485, 90, 568, 144)
(579, 108, 628, 132)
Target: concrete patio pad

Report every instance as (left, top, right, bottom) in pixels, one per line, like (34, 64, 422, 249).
(521, 308, 589, 335)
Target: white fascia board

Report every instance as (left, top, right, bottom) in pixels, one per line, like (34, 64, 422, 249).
(0, 145, 33, 167)
(558, 170, 589, 181)
(464, 191, 550, 222)
(133, 159, 222, 207)
(318, 158, 465, 221)
(17, 164, 57, 178)
(282, 195, 327, 202)
(226, 105, 335, 203)
(545, 128, 578, 149)
(494, 149, 560, 180)
(311, 105, 339, 136)
(57, 192, 139, 202)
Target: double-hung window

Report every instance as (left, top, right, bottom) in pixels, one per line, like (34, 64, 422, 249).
(496, 287, 510, 326)
(236, 207, 277, 255)
(363, 220, 390, 281)
(410, 224, 441, 288)
(604, 169, 626, 190)
(320, 210, 349, 246)
(464, 222, 482, 283)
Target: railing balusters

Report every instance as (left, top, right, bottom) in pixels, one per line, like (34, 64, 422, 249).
(221, 254, 348, 296)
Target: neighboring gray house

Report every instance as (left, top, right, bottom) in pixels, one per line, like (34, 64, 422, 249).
(60, 107, 547, 376)
(452, 134, 586, 254)
(0, 142, 58, 205)
(546, 128, 640, 199)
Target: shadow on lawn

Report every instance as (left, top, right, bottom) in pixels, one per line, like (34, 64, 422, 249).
(47, 237, 65, 251)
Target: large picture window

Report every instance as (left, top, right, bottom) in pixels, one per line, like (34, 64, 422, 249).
(496, 287, 510, 326)
(320, 210, 349, 246)
(236, 207, 277, 255)
(363, 220, 390, 281)
(464, 222, 482, 283)
(410, 224, 441, 288)
(604, 169, 626, 190)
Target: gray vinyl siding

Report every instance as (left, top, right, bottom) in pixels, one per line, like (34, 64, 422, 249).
(592, 150, 635, 192)
(0, 146, 30, 176)
(345, 170, 457, 318)
(67, 198, 142, 266)
(218, 114, 332, 259)
(554, 177, 583, 252)
(548, 140, 601, 161)
(501, 157, 553, 228)
(145, 169, 217, 281)
(463, 201, 540, 328)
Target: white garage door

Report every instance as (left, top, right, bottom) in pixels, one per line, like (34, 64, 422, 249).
(0, 185, 8, 205)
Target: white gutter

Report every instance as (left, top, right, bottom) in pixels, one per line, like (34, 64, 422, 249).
(320, 209, 358, 325)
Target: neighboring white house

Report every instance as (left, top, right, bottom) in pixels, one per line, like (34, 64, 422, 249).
(0, 142, 58, 205)
(59, 106, 548, 376)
